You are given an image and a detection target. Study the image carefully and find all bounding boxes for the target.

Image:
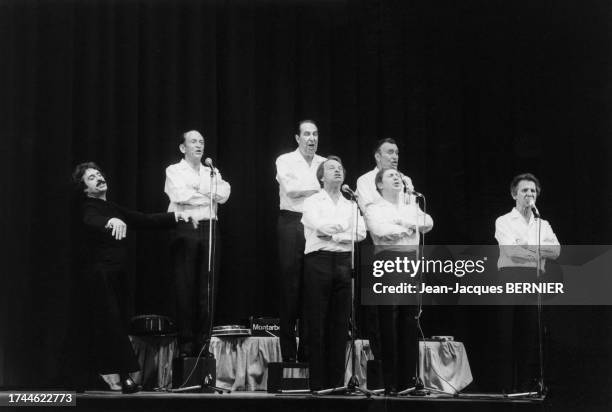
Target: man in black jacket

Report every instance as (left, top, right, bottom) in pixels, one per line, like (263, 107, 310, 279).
(70, 162, 194, 393)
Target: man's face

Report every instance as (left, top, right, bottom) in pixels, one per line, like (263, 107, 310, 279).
(377, 169, 403, 193)
(512, 180, 537, 209)
(321, 159, 344, 187)
(374, 142, 399, 169)
(82, 168, 107, 198)
(295, 122, 318, 157)
(180, 131, 205, 162)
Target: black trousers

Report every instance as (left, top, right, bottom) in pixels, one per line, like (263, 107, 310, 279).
(375, 250, 419, 391)
(377, 305, 418, 391)
(493, 267, 541, 392)
(277, 211, 306, 361)
(171, 220, 220, 349)
(303, 251, 352, 390)
(90, 266, 140, 375)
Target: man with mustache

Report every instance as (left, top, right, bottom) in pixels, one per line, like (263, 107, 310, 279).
(70, 162, 194, 393)
(301, 156, 366, 390)
(275, 120, 325, 362)
(164, 130, 231, 357)
(494, 173, 560, 393)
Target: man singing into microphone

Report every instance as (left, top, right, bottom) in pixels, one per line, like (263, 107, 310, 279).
(494, 173, 559, 393)
(165, 130, 231, 357)
(275, 120, 326, 362)
(365, 168, 433, 395)
(356, 138, 415, 212)
(301, 156, 366, 390)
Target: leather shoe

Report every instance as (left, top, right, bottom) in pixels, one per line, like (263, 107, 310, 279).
(121, 377, 141, 394)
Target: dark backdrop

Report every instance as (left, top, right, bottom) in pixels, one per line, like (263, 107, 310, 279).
(1, 0, 611, 408)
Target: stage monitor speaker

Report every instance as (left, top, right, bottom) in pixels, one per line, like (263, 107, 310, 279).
(267, 362, 309, 393)
(366, 359, 383, 390)
(173, 356, 216, 389)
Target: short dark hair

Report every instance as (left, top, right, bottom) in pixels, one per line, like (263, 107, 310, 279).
(297, 119, 317, 135)
(373, 138, 398, 156)
(510, 173, 541, 196)
(179, 130, 204, 146)
(72, 162, 104, 193)
(316, 155, 344, 187)
(374, 167, 395, 194)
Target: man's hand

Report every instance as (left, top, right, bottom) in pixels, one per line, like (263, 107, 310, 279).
(105, 218, 127, 240)
(517, 239, 537, 253)
(381, 232, 405, 242)
(332, 234, 353, 244)
(317, 223, 344, 236)
(175, 211, 199, 229)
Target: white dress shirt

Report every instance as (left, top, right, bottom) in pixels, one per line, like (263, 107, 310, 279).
(301, 190, 367, 254)
(495, 207, 560, 270)
(365, 197, 433, 252)
(356, 167, 414, 212)
(276, 149, 326, 213)
(164, 159, 231, 221)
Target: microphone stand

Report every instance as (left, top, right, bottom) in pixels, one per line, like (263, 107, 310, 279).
(315, 190, 374, 397)
(398, 190, 449, 397)
(174, 164, 227, 394)
(535, 215, 546, 397)
(201, 165, 226, 394)
(506, 207, 545, 399)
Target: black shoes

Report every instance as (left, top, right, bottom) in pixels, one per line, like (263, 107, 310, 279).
(121, 377, 142, 394)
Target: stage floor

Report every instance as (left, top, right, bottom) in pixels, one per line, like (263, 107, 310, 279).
(68, 389, 546, 412)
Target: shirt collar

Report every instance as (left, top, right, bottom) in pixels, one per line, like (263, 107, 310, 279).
(509, 207, 534, 224)
(179, 158, 205, 172)
(293, 147, 323, 167)
(320, 189, 346, 204)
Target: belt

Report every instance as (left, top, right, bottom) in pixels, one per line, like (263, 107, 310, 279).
(307, 250, 351, 257)
(279, 210, 302, 217)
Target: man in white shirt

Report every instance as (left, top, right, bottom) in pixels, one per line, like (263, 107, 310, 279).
(275, 120, 326, 362)
(364, 168, 433, 394)
(164, 130, 231, 357)
(493, 173, 560, 393)
(355, 138, 418, 373)
(356, 138, 415, 212)
(366, 168, 433, 251)
(301, 156, 366, 390)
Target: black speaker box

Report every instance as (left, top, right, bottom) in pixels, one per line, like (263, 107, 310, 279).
(267, 362, 309, 392)
(172, 356, 216, 390)
(366, 359, 384, 390)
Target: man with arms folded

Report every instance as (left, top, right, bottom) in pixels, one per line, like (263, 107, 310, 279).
(494, 172, 560, 393)
(275, 120, 326, 362)
(356, 138, 415, 212)
(301, 156, 366, 390)
(365, 167, 433, 395)
(165, 130, 231, 357)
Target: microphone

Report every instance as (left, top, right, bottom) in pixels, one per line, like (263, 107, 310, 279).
(341, 184, 358, 199)
(204, 157, 217, 175)
(530, 200, 540, 218)
(399, 173, 424, 197)
(408, 189, 424, 198)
